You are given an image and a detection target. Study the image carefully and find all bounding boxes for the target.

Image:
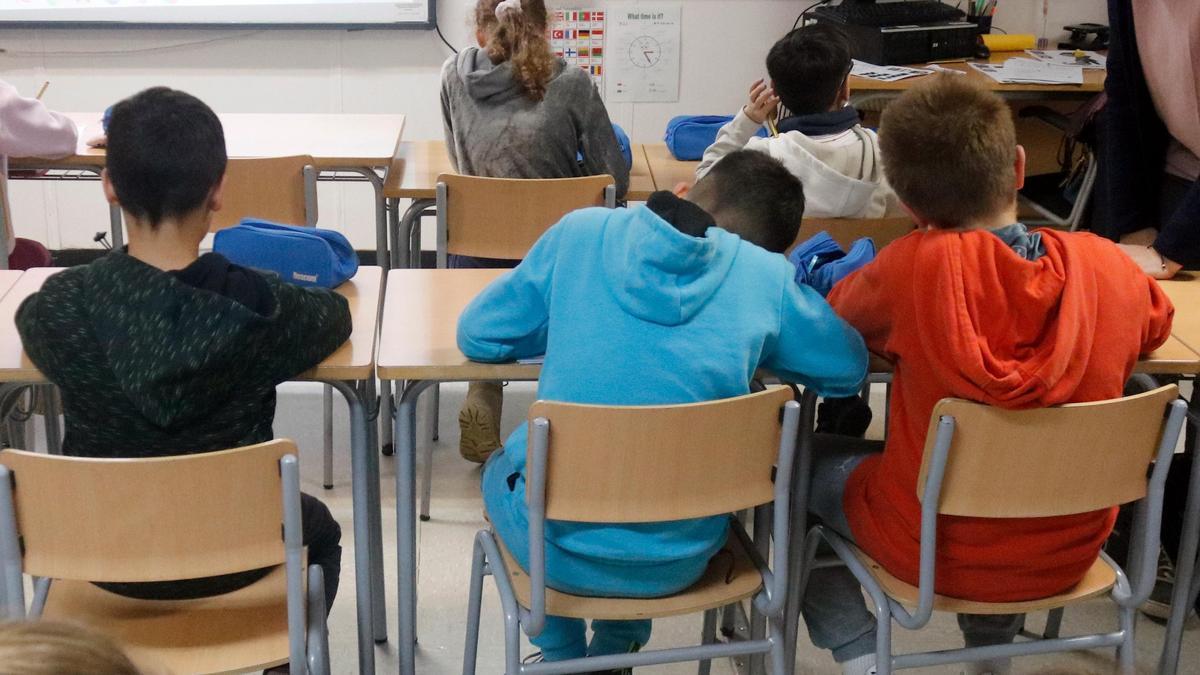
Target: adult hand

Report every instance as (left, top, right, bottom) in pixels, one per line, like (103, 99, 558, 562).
(744, 79, 780, 126)
(1117, 243, 1183, 279)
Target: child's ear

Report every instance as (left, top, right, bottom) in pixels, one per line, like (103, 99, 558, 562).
(1013, 145, 1027, 191)
(100, 169, 120, 206)
(476, 27, 487, 48)
(208, 175, 226, 213)
(672, 182, 691, 199)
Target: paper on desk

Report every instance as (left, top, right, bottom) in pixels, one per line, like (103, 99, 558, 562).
(970, 58, 1083, 85)
(850, 59, 932, 82)
(517, 355, 546, 365)
(1024, 49, 1107, 70)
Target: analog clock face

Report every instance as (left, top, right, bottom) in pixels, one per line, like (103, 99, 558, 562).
(629, 36, 662, 68)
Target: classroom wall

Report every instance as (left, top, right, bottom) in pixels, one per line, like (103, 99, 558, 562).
(0, 0, 1107, 250)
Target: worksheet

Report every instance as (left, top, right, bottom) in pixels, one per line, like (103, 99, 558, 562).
(605, 2, 682, 103)
(850, 60, 932, 82)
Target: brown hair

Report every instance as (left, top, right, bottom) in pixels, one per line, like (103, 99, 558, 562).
(0, 621, 142, 675)
(474, 0, 556, 102)
(878, 74, 1017, 228)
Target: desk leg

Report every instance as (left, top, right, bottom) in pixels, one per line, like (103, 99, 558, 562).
(328, 380, 379, 675)
(782, 390, 818, 675)
(363, 379, 389, 644)
(396, 379, 436, 675)
(1159, 383, 1200, 675)
(109, 204, 124, 250)
(395, 199, 436, 270)
(42, 386, 62, 455)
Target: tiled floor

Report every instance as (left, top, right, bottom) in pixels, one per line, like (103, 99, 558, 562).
(273, 381, 1199, 674)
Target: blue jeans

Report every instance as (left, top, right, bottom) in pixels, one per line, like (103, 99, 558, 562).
(483, 452, 675, 661)
(802, 434, 1023, 662)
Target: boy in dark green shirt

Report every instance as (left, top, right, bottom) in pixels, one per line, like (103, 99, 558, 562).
(16, 87, 350, 608)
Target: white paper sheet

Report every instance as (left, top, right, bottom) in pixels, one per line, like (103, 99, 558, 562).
(1024, 49, 1107, 70)
(850, 60, 933, 82)
(605, 3, 682, 103)
(970, 58, 1084, 85)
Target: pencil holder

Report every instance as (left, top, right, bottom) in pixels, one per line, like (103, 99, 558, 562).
(974, 15, 993, 35)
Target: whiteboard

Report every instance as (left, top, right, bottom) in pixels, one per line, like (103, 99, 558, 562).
(0, 0, 434, 28)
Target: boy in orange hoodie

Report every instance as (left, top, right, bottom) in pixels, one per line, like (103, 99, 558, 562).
(801, 75, 1175, 675)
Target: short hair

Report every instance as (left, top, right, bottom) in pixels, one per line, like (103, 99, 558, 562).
(691, 150, 805, 253)
(766, 24, 853, 115)
(0, 621, 142, 675)
(105, 87, 227, 227)
(879, 75, 1017, 228)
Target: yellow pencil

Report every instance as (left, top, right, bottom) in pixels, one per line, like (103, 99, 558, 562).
(35, 81, 50, 100)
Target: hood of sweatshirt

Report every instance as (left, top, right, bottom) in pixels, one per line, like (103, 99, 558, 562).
(600, 195, 740, 326)
(909, 227, 1113, 407)
(457, 46, 567, 104)
(769, 130, 883, 217)
(29, 252, 283, 430)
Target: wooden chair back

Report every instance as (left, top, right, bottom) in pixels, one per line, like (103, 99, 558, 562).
(790, 217, 915, 254)
(533, 386, 794, 523)
(211, 156, 316, 232)
(438, 173, 614, 260)
(0, 440, 294, 582)
(917, 385, 1180, 518)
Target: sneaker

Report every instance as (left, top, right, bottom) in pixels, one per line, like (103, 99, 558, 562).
(1141, 549, 1176, 621)
(459, 381, 503, 463)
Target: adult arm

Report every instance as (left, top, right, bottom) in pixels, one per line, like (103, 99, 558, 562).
(456, 223, 562, 362)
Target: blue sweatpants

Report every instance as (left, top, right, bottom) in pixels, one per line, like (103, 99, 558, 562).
(482, 451, 708, 661)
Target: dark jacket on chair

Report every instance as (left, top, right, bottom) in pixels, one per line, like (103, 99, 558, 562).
(1102, 0, 1200, 266)
(15, 251, 351, 458)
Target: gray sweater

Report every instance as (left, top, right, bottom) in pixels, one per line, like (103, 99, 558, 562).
(440, 47, 629, 198)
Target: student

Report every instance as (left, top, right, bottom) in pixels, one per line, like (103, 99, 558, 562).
(0, 621, 142, 675)
(695, 24, 900, 219)
(458, 149, 868, 665)
(0, 80, 77, 269)
(442, 0, 630, 464)
(16, 87, 350, 613)
(803, 76, 1174, 675)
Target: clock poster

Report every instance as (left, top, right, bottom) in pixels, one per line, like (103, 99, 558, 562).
(605, 2, 682, 103)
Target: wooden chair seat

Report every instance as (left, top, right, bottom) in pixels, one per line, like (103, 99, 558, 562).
(495, 528, 762, 621)
(41, 563, 293, 675)
(849, 543, 1116, 615)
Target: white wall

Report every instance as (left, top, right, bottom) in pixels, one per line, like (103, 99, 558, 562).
(0, 0, 1107, 249)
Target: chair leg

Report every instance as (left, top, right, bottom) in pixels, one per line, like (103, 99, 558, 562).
(1116, 605, 1136, 675)
(873, 606, 893, 675)
(697, 608, 718, 675)
(431, 383, 440, 442)
(768, 615, 787, 675)
(1042, 607, 1064, 639)
(420, 421, 435, 522)
(463, 538, 488, 675)
(322, 385, 334, 489)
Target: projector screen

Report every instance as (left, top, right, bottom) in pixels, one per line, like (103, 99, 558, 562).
(0, 0, 434, 29)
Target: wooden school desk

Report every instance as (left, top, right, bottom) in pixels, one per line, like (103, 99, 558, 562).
(381, 140, 657, 269)
(0, 266, 389, 675)
(375, 267, 1200, 675)
(9, 113, 406, 266)
(0, 271, 20, 303)
(848, 50, 1107, 99)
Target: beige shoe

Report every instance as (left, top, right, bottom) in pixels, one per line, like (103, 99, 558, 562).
(459, 381, 503, 463)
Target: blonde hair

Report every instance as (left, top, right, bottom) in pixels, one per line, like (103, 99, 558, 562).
(474, 0, 556, 102)
(0, 621, 142, 675)
(879, 74, 1017, 228)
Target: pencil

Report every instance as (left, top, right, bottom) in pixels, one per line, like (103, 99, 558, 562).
(35, 81, 49, 100)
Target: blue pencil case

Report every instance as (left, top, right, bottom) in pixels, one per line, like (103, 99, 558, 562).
(664, 115, 770, 161)
(214, 219, 358, 289)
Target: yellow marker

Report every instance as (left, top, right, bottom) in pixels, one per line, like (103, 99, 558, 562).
(1074, 49, 1087, 62)
(35, 81, 49, 100)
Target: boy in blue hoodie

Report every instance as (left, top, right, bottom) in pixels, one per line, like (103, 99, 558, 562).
(458, 150, 869, 664)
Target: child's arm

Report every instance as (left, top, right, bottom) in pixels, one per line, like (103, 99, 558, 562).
(1142, 276, 1175, 354)
(457, 225, 563, 362)
(826, 260, 896, 357)
(0, 80, 77, 158)
(262, 283, 353, 382)
(765, 279, 869, 398)
(575, 83, 630, 199)
(695, 80, 778, 181)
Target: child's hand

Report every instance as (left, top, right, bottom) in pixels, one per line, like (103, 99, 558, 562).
(744, 79, 780, 126)
(86, 134, 107, 148)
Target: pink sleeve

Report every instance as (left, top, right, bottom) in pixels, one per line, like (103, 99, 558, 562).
(0, 80, 78, 159)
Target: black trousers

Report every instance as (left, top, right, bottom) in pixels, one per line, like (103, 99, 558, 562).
(96, 492, 342, 613)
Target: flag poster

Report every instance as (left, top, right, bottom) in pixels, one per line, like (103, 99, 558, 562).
(549, 8, 606, 95)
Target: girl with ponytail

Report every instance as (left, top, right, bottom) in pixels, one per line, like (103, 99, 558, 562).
(441, 0, 629, 470)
